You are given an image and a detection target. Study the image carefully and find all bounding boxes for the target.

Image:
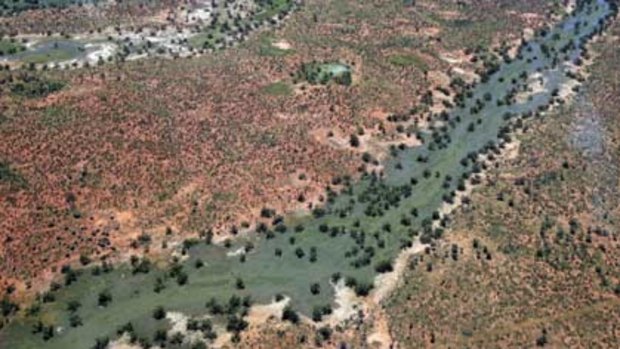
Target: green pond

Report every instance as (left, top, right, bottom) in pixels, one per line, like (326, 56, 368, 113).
(0, 0, 614, 348)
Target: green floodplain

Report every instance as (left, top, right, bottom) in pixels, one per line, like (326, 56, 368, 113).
(0, 0, 615, 348)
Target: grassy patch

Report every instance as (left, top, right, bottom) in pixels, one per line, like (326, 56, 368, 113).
(0, 161, 27, 189)
(388, 53, 428, 71)
(40, 106, 75, 128)
(262, 81, 292, 96)
(188, 29, 223, 50)
(0, 39, 25, 56)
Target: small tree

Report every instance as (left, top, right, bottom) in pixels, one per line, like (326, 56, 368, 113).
(354, 282, 373, 297)
(176, 272, 189, 286)
(349, 134, 360, 147)
(98, 290, 112, 307)
(67, 300, 81, 312)
(312, 306, 324, 322)
(92, 337, 109, 349)
(282, 306, 299, 324)
(153, 329, 167, 344)
(153, 306, 166, 320)
(69, 314, 83, 327)
(295, 247, 305, 259)
(236, 278, 245, 290)
(195, 258, 204, 269)
(310, 283, 321, 295)
(374, 259, 394, 273)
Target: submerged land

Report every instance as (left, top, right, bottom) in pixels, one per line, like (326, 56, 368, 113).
(0, 0, 619, 348)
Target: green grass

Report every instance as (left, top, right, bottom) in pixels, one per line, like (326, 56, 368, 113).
(0, 1, 612, 348)
(0, 39, 25, 56)
(188, 30, 223, 50)
(262, 81, 292, 96)
(388, 53, 428, 71)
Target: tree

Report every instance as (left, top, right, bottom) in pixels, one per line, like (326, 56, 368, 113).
(1, 297, 18, 316)
(92, 337, 109, 349)
(309, 247, 317, 262)
(67, 300, 81, 312)
(206, 298, 223, 315)
(153, 329, 167, 344)
(536, 329, 548, 347)
(226, 315, 248, 333)
(310, 283, 321, 295)
(375, 260, 394, 273)
(153, 306, 166, 320)
(260, 207, 275, 218)
(312, 306, 324, 322)
(349, 134, 360, 147)
(354, 282, 373, 297)
(79, 254, 91, 266)
(236, 278, 245, 290)
(282, 306, 299, 324)
(176, 271, 189, 286)
(295, 247, 305, 259)
(98, 290, 112, 307)
(317, 326, 332, 340)
(69, 314, 82, 327)
(195, 258, 204, 269)
(170, 332, 184, 345)
(191, 342, 208, 349)
(40, 324, 55, 341)
(154, 278, 166, 293)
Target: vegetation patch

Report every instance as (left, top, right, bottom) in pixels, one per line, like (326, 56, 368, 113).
(9, 75, 65, 98)
(0, 161, 27, 190)
(0, 39, 25, 56)
(388, 53, 428, 71)
(296, 61, 352, 86)
(262, 81, 292, 96)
